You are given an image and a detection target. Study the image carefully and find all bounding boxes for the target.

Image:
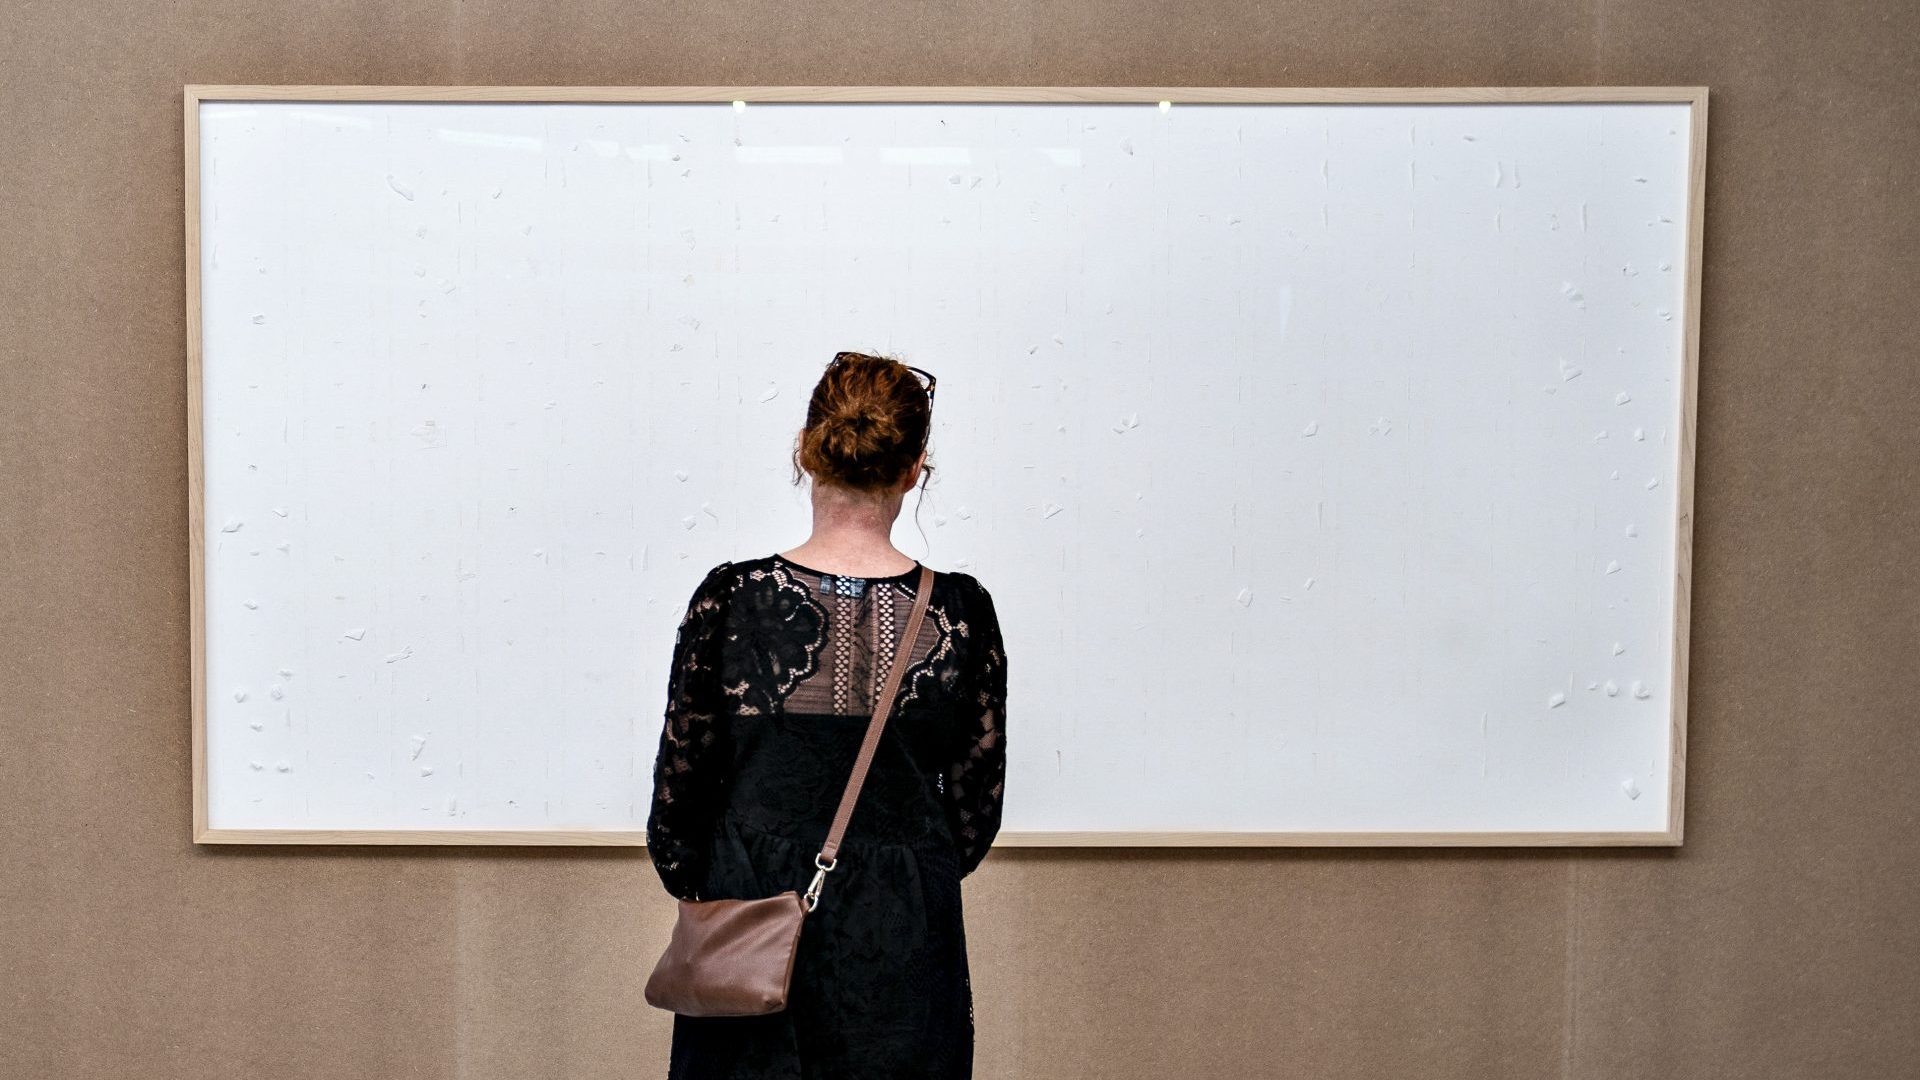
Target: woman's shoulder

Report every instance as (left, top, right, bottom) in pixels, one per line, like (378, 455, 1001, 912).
(939, 566, 992, 601)
(674, 560, 742, 617)
(935, 569, 999, 636)
(914, 564, 997, 613)
(696, 558, 741, 591)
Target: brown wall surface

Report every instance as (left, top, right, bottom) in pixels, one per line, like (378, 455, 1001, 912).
(3, 3, 1916, 1078)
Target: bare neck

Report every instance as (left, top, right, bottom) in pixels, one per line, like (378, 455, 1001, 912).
(781, 483, 916, 576)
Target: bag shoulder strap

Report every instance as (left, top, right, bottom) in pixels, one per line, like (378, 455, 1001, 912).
(805, 564, 934, 905)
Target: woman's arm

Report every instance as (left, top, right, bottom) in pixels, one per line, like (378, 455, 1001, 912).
(645, 562, 736, 900)
(941, 579, 1007, 878)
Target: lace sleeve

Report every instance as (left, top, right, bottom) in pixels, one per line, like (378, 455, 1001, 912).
(646, 562, 735, 900)
(942, 579, 1007, 878)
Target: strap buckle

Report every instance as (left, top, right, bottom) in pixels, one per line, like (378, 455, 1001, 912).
(803, 853, 838, 911)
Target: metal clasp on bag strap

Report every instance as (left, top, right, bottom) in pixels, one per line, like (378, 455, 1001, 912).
(803, 853, 837, 911)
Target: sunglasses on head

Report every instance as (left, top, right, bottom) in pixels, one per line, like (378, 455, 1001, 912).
(830, 351, 937, 409)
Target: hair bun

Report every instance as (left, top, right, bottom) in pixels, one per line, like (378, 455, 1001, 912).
(830, 402, 899, 439)
(816, 403, 902, 471)
(795, 351, 934, 493)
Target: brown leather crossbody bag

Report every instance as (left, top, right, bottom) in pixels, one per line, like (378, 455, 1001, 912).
(644, 564, 935, 1017)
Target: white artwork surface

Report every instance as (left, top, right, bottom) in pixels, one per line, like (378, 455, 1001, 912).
(195, 96, 1695, 839)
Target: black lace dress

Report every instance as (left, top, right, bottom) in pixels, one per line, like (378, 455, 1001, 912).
(647, 553, 1008, 1080)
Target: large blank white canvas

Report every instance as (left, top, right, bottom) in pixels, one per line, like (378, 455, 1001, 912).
(195, 96, 1695, 839)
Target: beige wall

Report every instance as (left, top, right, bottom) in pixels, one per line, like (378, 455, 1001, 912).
(2, 3, 1916, 1077)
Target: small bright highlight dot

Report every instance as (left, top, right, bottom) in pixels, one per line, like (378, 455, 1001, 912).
(732, 100, 746, 111)
(1158, 100, 1172, 112)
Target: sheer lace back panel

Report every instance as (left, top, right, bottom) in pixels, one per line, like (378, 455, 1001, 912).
(647, 554, 1008, 899)
(755, 554, 941, 718)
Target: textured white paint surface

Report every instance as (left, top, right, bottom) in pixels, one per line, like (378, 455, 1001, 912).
(198, 99, 1693, 835)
